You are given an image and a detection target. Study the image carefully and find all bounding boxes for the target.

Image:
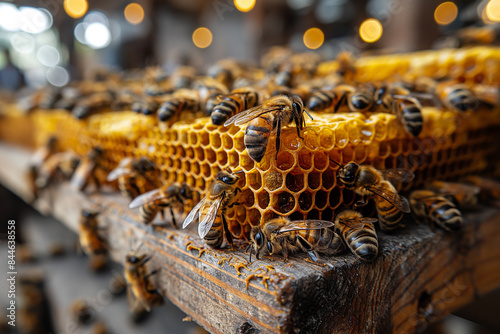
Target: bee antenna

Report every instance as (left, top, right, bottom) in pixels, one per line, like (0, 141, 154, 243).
(225, 166, 232, 174)
(247, 243, 253, 263)
(134, 242, 144, 254)
(329, 158, 343, 169)
(304, 109, 313, 121)
(233, 170, 245, 175)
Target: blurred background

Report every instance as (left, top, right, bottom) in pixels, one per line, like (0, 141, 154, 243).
(1, 0, 500, 334)
(0, 0, 499, 91)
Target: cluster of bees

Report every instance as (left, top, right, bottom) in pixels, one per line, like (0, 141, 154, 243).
(25, 46, 500, 314)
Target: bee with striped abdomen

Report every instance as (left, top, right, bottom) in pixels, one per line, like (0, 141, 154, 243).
(78, 209, 107, 256)
(211, 87, 259, 125)
(129, 183, 193, 228)
(72, 92, 113, 119)
(409, 189, 463, 231)
(157, 89, 199, 122)
(27, 136, 58, 200)
(332, 160, 414, 231)
(248, 217, 344, 262)
(436, 82, 479, 112)
(425, 180, 480, 211)
(224, 95, 312, 163)
(124, 251, 163, 312)
(107, 157, 160, 199)
(35, 151, 80, 191)
(334, 210, 378, 262)
(374, 83, 424, 137)
(182, 169, 242, 248)
(70, 147, 105, 192)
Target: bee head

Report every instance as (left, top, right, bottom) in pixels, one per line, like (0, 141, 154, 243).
(338, 162, 358, 186)
(126, 254, 141, 264)
(249, 227, 268, 262)
(216, 171, 239, 185)
(81, 209, 99, 219)
(179, 183, 193, 199)
(134, 157, 156, 172)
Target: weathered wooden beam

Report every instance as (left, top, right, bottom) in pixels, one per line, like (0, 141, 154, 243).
(1, 142, 500, 334)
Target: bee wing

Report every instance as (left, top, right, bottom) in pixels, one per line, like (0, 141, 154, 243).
(129, 188, 164, 208)
(381, 169, 415, 183)
(107, 167, 132, 181)
(367, 185, 411, 213)
(339, 217, 378, 229)
(277, 220, 334, 234)
(70, 159, 95, 190)
(223, 105, 281, 127)
(198, 197, 223, 239)
(182, 198, 206, 229)
(127, 285, 144, 312)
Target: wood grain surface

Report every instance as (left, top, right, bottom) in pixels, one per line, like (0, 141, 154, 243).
(1, 142, 499, 334)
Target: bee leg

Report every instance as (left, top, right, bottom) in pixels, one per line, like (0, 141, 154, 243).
(92, 172, 101, 191)
(222, 215, 234, 249)
(334, 93, 347, 113)
(296, 235, 319, 262)
(274, 118, 282, 160)
(169, 207, 177, 228)
(227, 201, 241, 208)
(354, 195, 368, 208)
(144, 268, 160, 281)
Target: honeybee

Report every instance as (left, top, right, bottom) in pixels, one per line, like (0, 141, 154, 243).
(224, 95, 312, 163)
(435, 82, 479, 112)
(334, 210, 378, 262)
(171, 66, 196, 89)
(129, 183, 193, 228)
(425, 180, 480, 210)
(471, 84, 499, 108)
(111, 89, 137, 111)
(332, 160, 414, 231)
(78, 209, 107, 256)
(35, 151, 80, 191)
(157, 89, 199, 122)
(274, 62, 293, 87)
(182, 169, 242, 248)
(132, 97, 159, 115)
(335, 51, 356, 81)
(107, 157, 160, 199)
(38, 86, 62, 109)
(195, 78, 229, 116)
(409, 189, 462, 231)
(72, 92, 113, 119)
(374, 84, 424, 137)
(248, 217, 344, 262)
(306, 84, 372, 114)
(463, 176, 500, 207)
(124, 251, 164, 312)
(54, 87, 82, 110)
(27, 136, 58, 199)
(211, 87, 259, 125)
(71, 147, 105, 192)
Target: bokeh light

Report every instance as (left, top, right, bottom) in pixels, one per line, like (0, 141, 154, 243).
(18, 7, 52, 34)
(234, 0, 256, 12)
(359, 18, 383, 43)
(46, 66, 70, 87)
(0, 3, 20, 32)
(37, 46, 61, 67)
(10, 32, 35, 54)
(486, 0, 500, 22)
(124, 3, 145, 25)
(85, 23, 111, 49)
(192, 27, 213, 48)
(64, 0, 88, 19)
(434, 2, 458, 26)
(303, 27, 324, 50)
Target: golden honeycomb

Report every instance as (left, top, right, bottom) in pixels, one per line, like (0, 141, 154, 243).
(31, 110, 157, 172)
(133, 106, 500, 240)
(318, 46, 500, 85)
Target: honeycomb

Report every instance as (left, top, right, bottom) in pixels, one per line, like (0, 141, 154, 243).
(318, 46, 500, 85)
(32, 110, 157, 172)
(133, 106, 500, 240)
